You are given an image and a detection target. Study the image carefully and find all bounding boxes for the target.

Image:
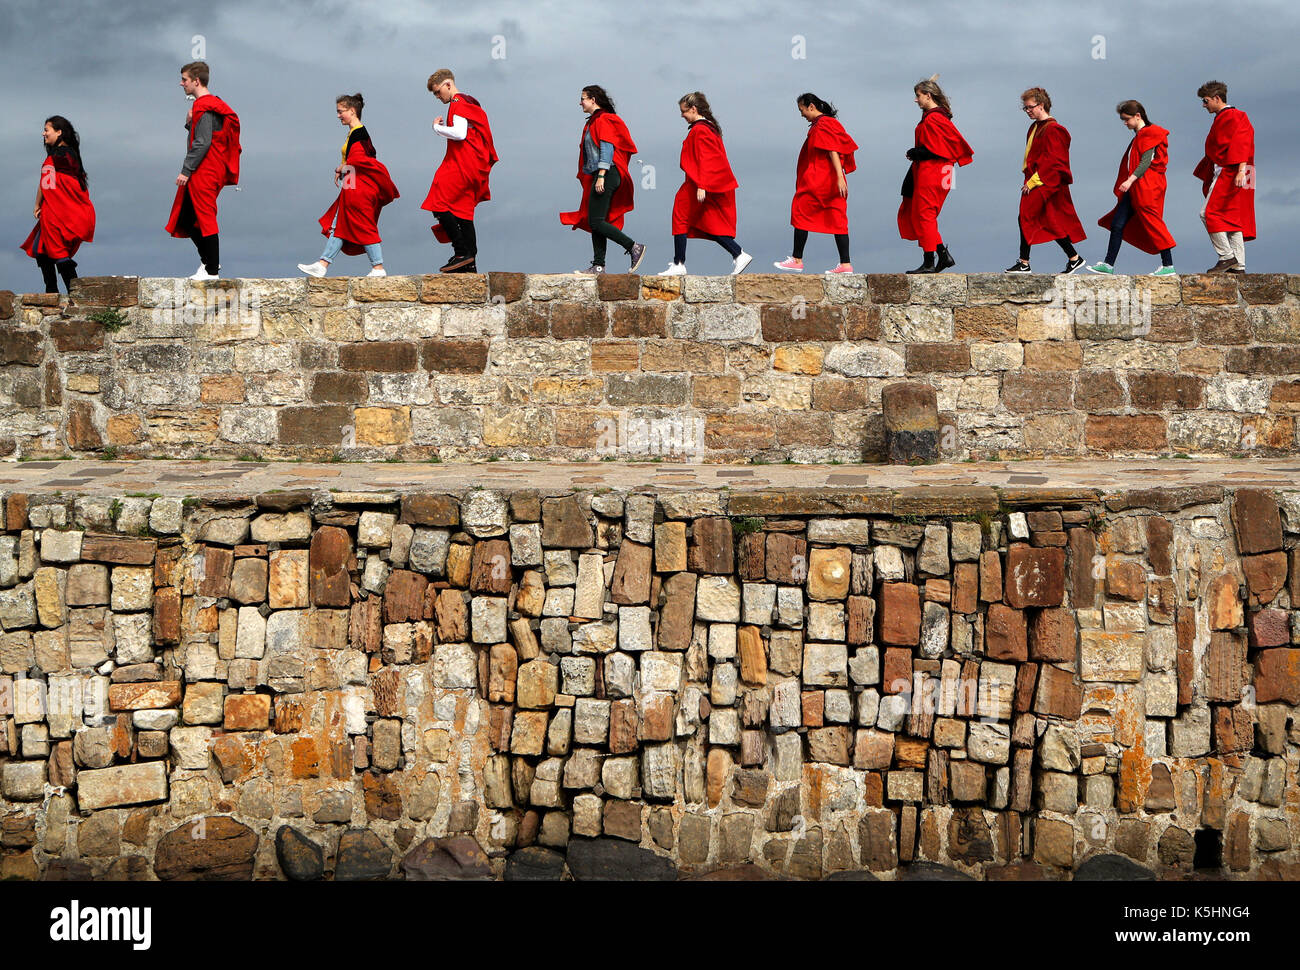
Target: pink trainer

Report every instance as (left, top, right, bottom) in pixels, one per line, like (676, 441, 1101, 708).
(772, 257, 804, 272)
(825, 263, 854, 274)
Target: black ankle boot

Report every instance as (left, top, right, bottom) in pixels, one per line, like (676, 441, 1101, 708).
(935, 244, 955, 271)
(907, 252, 937, 274)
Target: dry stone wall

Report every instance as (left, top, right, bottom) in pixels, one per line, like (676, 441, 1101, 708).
(3, 271, 1300, 462)
(0, 482, 1297, 880)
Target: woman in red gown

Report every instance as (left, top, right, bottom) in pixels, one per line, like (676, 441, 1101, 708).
(21, 116, 95, 294)
(774, 93, 858, 274)
(658, 92, 751, 276)
(299, 93, 399, 277)
(898, 77, 973, 273)
(1090, 100, 1177, 276)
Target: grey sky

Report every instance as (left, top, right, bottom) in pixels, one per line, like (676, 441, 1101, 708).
(1, 0, 1295, 285)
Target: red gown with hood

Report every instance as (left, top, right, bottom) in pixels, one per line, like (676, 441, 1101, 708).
(21, 148, 95, 260)
(1018, 118, 1086, 245)
(897, 108, 973, 250)
(165, 94, 241, 237)
(318, 126, 399, 253)
(560, 109, 638, 232)
(1193, 106, 1256, 240)
(1098, 124, 1177, 254)
(791, 114, 858, 234)
(422, 94, 498, 242)
(671, 120, 738, 238)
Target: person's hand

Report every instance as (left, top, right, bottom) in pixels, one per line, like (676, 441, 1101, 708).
(594, 176, 605, 195)
(905, 148, 918, 161)
(696, 188, 705, 203)
(176, 173, 189, 187)
(435, 116, 445, 127)
(1021, 182, 1032, 195)
(837, 175, 848, 198)
(1235, 167, 1248, 188)
(33, 203, 41, 219)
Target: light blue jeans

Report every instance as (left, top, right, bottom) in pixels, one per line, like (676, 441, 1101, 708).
(321, 234, 383, 266)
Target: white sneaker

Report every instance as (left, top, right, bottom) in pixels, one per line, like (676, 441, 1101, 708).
(298, 261, 328, 277)
(189, 267, 220, 281)
(366, 266, 387, 277)
(658, 262, 687, 277)
(731, 251, 753, 275)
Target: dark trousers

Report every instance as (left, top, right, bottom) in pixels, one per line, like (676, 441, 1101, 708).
(673, 233, 742, 264)
(178, 190, 219, 273)
(792, 228, 850, 263)
(1019, 226, 1076, 262)
(1104, 196, 1173, 267)
(36, 254, 77, 294)
(433, 211, 478, 259)
(588, 166, 635, 266)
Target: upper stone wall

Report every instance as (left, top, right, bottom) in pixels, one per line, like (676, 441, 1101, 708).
(2, 271, 1299, 461)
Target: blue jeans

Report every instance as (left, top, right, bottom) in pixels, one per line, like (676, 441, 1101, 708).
(1105, 195, 1173, 267)
(321, 233, 383, 266)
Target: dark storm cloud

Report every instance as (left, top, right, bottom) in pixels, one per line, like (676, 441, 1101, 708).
(1, 0, 1296, 286)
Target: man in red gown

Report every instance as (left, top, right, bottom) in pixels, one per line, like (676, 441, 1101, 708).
(164, 61, 240, 280)
(1006, 87, 1085, 274)
(1193, 80, 1255, 273)
(423, 69, 498, 273)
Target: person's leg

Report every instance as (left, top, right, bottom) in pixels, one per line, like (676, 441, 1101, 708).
(792, 229, 809, 259)
(673, 234, 688, 265)
(1200, 174, 1235, 264)
(1159, 248, 1174, 268)
(709, 235, 742, 258)
(458, 218, 477, 258)
(1055, 237, 1078, 259)
(364, 242, 384, 267)
(197, 234, 220, 275)
(834, 234, 851, 265)
(1229, 232, 1245, 268)
(1104, 196, 1133, 266)
(56, 257, 77, 292)
(588, 168, 635, 263)
(1019, 227, 1031, 263)
(319, 235, 345, 263)
(36, 255, 58, 294)
(434, 211, 465, 257)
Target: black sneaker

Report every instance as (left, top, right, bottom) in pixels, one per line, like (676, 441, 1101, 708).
(628, 242, 647, 273)
(1063, 255, 1085, 274)
(453, 260, 478, 274)
(1004, 260, 1031, 273)
(441, 254, 476, 273)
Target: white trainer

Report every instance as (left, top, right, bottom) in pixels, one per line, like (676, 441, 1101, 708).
(731, 252, 753, 275)
(366, 266, 387, 277)
(658, 263, 687, 277)
(298, 261, 328, 277)
(189, 267, 220, 281)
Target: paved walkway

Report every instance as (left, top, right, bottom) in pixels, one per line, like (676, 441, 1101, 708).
(1, 458, 1298, 496)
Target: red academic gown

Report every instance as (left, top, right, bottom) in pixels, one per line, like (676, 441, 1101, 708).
(21, 149, 96, 261)
(791, 115, 858, 234)
(1098, 124, 1177, 254)
(560, 110, 637, 232)
(1194, 106, 1256, 240)
(422, 94, 498, 242)
(318, 127, 399, 253)
(165, 94, 241, 237)
(1018, 119, 1086, 245)
(671, 120, 738, 238)
(897, 108, 973, 251)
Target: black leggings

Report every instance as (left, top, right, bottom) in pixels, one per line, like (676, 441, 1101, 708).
(673, 233, 742, 264)
(1104, 195, 1173, 267)
(36, 254, 77, 294)
(1019, 227, 1076, 262)
(587, 166, 636, 266)
(793, 228, 850, 264)
(433, 211, 478, 259)
(178, 189, 220, 273)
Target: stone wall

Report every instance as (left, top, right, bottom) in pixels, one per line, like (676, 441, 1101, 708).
(2, 271, 1300, 462)
(0, 481, 1297, 880)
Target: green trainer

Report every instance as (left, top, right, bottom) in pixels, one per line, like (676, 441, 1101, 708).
(1148, 266, 1178, 277)
(1086, 262, 1115, 274)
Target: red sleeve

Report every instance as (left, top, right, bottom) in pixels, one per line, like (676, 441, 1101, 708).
(808, 116, 858, 154)
(918, 112, 974, 166)
(682, 124, 738, 193)
(1222, 112, 1254, 166)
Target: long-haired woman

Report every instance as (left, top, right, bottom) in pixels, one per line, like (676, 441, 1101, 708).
(1089, 100, 1177, 276)
(21, 116, 95, 294)
(898, 77, 973, 273)
(774, 93, 858, 274)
